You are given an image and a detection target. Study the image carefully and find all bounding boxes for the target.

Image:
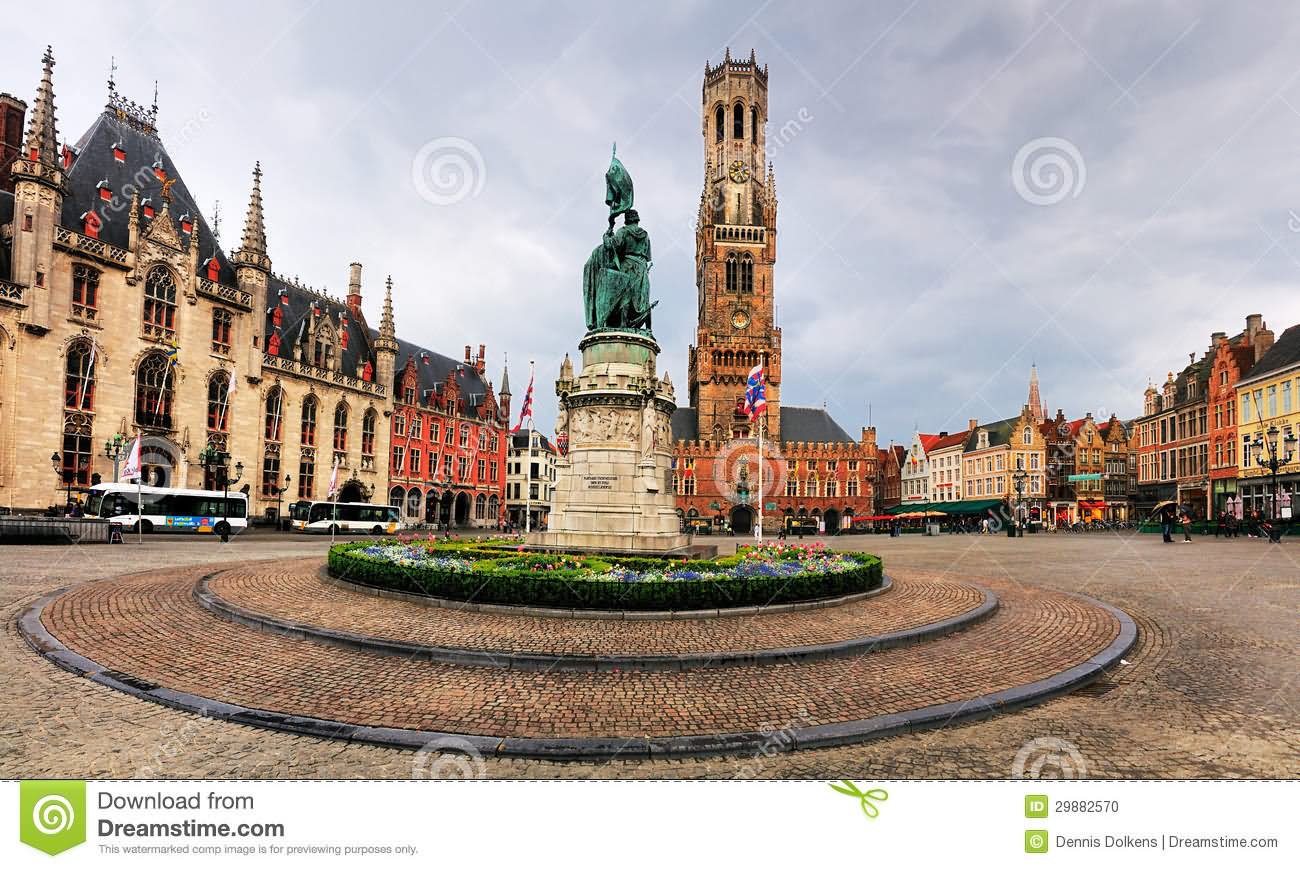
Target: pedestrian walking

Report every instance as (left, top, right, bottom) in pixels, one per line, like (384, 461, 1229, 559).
(1181, 512, 1193, 542)
(1160, 506, 1174, 543)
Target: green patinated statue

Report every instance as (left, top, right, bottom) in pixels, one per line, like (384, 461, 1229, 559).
(583, 145, 656, 333)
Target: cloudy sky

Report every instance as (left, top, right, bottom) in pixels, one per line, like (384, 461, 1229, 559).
(6, 1, 1300, 443)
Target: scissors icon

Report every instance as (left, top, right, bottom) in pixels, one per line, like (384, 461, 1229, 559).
(829, 780, 889, 819)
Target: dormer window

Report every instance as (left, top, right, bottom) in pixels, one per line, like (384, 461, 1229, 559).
(141, 198, 154, 219)
(340, 329, 349, 350)
(81, 210, 102, 239)
(61, 144, 74, 169)
(96, 179, 112, 201)
(279, 289, 289, 306)
(267, 331, 281, 355)
(179, 214, 192, 234)
(204, 256, 220, 282)
(978, 431, 989, 449)
(152, 159, 166, 181)
(271, 306, 283, 327)
(112, 142, 126, 162)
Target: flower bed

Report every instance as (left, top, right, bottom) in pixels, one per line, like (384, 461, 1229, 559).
(326, 540, 884, 611)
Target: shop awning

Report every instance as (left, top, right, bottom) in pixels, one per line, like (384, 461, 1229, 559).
(1078, 500, 1106, 509)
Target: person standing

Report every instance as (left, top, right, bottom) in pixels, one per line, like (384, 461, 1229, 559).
(1181, 511, 1193, 542)
(1160, 506, 1174, 543)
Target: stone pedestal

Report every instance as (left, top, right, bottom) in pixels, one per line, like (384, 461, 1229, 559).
(528, 330, 689, 553)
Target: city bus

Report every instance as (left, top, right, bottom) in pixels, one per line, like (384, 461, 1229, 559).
(85, 483, 249, 536)
(287, 500, 402, 534)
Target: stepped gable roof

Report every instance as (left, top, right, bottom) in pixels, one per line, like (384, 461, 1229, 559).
(266, 275, 374, 377)
(670, 407, 698, 441)
(511, 431, 554, 452)
(1245, 323, 1300, 381)
(780, 406, 855, 443)
(964, 415, 1019, 451)
(60, 110, 236, 285)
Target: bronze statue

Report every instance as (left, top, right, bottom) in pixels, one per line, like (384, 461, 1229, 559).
(583, 145, 656, 333)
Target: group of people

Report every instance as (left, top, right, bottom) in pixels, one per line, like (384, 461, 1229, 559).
(1157, 505, 1283, 544)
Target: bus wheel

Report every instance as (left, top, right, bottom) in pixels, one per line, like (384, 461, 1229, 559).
(330, 524, 341, 535)
(214, 521, 231, 537)
(132, 520, 153, 534)
(371, 525, 384, 535)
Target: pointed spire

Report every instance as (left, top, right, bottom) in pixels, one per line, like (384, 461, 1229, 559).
(1027, 364, 1044, 425)
(499, 353, 512, 396)
(24, 46, 60, 168)
(233, 162, 270, 272)
(379, 276, 396, 339)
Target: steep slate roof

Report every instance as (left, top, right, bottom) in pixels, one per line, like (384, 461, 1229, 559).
(1245, 323, 1300, 381)
(60, 110, 236, 285)
(964, 415, 1019, 451)
(779, 406, 855, 443)
(266, 275, 375, 377)
(388, 333, 494, 412)
(917, 433, 942, 453)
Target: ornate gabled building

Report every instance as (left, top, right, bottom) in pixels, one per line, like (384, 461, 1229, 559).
(671, 50, 877, 534)
(0, 49, 505, 522)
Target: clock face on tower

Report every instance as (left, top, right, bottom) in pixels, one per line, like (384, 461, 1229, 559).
(728, 160, 750, 183)
(732, 309, 750, 330)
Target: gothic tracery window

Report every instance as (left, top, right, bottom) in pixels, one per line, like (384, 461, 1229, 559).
(733, 102, 744, 139)
(301, 397, 318, 446)
(714, 105, 724, 143)
(64, 339, 96, 411)
(143, 266, 177, 339)
(264, 387, 284, 442)
(333, 402, 349, 451)
(207, 371, 232, 431)
(134, 351, 173, 428)
(61, 412, 93, 486)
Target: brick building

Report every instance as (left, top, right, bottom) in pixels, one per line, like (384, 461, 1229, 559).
(1207, 315, 1269, 516)
(671, 50, 877, 534)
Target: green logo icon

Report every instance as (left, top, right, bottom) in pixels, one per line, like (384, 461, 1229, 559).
(19, 780, 86, 856)
(1025, 830, 1049, 854)
(829, 780, 889, 819)
(1025, 794, 1048, 818)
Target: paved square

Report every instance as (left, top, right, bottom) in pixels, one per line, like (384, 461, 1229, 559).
(1, 531, 1295, 778)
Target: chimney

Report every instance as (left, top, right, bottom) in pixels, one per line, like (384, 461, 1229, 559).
(968, 418, 978, 430)
(464, 345, 471, 364)
(938, 431, 948, 438)
(0, 92, 26, 194)
(345, 262, 363, 317)
(476, 344, 486, 375)
(1245, 314, 1263, 342)
(1254, 325, 1275, 363)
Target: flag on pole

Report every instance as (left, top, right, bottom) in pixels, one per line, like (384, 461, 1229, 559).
(218, 366, 236, 431)
(79, 338, 97, 410)
(512, 369, 535, 433)
(742, 364, 767, 422)
(121, 435, 143, 481)
(327, 455, 340, 499)
(556, 430, 568, 457)
(166, 341, 181, 368)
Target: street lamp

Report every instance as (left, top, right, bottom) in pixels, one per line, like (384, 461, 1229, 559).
(51, 451, 87, 514)
(274, 472, 291, 530)
(103, 433, 129, 483)
(1012, 468, 1029, 537)
(1250, 425, 1297, 522)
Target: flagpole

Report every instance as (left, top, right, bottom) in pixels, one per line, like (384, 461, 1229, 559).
(525, 360, 534, 536)
(757, 403, 764, 543)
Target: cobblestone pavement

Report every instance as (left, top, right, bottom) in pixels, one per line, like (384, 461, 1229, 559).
(209, 560, 987, 657)
(1, 531, 1296, 778)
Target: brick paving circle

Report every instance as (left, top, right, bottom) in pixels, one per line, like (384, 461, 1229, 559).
(28, 558, 1127, 755)
(201, 559, 992, 666)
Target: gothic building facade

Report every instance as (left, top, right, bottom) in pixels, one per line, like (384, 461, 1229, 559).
(671, 50, 877, 534)
(0, 49, 507, 524)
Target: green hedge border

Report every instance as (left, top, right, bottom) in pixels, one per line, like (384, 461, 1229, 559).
(326, 541, 884, 611)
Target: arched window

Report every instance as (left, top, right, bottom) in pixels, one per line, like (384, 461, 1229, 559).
(61, 412, 93, 486)
(361, 410, 377, 456)
(333, 402, 349, 451)
(714, 105, 724, 143)
(134, 351, 173, 428)
(405, 488, 421, 518)
(72, 264, 100, 319)
(142, 266, 177, 339)
(487, 494, 499, 520)
(725, 252, 737, 292)
(1022, 426, 1031, 445)
(733, 102, 744, 139)
(64, 339, 96, 411)
(301, 397, 318, 446)
(475, 493, 487, 520)
(751, 106, 758, 143)
(739, 253, 754, 293)
(264, 387, 284, 442)
(207, 371, 231, 431)
(389, 486, 405, 510)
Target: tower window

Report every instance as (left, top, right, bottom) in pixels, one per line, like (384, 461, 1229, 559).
(714, 105, 724, 143)
(725, 253, 737, 293)
(733, 102, 744, 139)
(740, 253, 753, 293)
(751, 106, 758, 143)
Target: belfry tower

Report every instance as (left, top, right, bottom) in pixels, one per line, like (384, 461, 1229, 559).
(687, 48, 782, 443)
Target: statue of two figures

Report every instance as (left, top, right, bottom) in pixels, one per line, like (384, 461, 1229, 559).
(583, 146, 656, 333)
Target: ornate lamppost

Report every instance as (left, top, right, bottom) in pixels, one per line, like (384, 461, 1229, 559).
(103, 433, 129, 483)
(196, 444, 242, 540)
(1249, 425, 1297, 523)
(1012, 468, 1029, 538)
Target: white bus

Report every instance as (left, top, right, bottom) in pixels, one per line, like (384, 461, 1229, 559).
(288, 500, 402, 535)
(85, 483, 249, 536)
